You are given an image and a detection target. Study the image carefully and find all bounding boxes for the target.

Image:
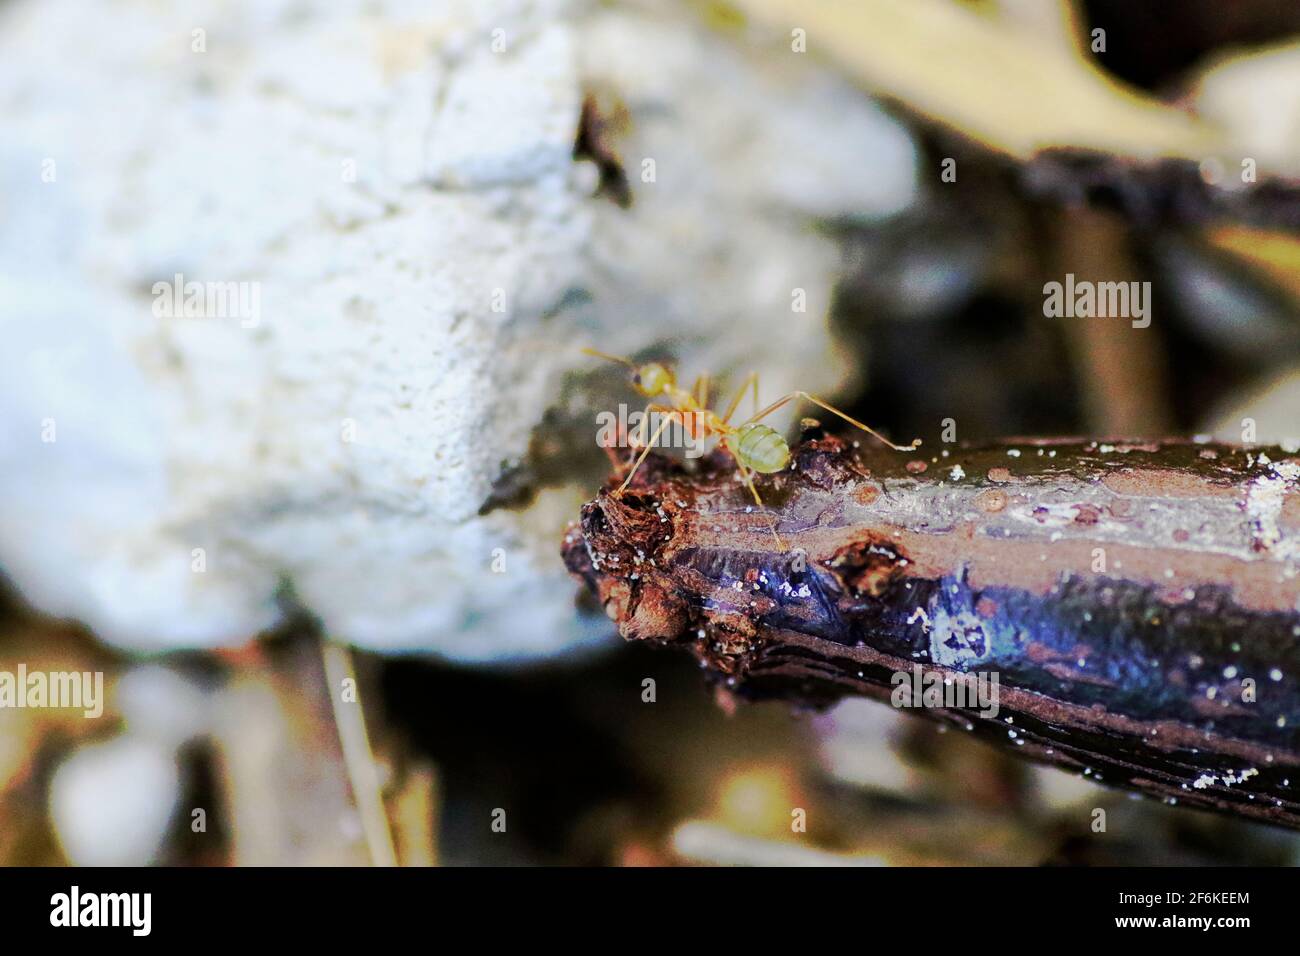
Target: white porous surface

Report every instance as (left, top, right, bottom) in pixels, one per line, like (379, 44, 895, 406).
(0, 0, 917, 659)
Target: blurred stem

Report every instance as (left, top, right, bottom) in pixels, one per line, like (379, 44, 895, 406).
(322, 640, 398, 867)
(1054, 207, 1172, 434)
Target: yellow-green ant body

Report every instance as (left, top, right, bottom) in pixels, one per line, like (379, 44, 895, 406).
(585, 348, 919, 539)
(731, 421, 791, 474)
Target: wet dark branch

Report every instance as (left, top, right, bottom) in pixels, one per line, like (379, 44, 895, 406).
(1021, 147, 1300, 234)
(562, 432, 1300, 828)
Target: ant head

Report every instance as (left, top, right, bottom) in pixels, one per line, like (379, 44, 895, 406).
(632, 362, 674, 397)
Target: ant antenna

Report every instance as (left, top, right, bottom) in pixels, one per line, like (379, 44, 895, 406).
(581, 347, 636, 368)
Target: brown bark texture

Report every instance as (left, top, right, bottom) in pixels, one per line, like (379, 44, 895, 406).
(562, 431, 1300, 828)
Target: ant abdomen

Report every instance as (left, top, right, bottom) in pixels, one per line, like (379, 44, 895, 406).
(733, 423, 790, 474)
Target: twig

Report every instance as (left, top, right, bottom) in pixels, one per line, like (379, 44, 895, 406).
(563, 431, 1300, 828)
(1022, 148, 1300, 235)
(322, 640, 398, 867)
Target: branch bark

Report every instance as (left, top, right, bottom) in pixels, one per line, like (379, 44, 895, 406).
(1022, 148, 1300, 235)
(562, 431, 1300, 828)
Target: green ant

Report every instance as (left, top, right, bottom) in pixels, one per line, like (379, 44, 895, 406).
(585, 348, 919, 542)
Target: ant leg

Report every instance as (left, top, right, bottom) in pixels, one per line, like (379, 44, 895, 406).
(627, 400, 679, 456)
(629, 400, 655, 453)
(681, 379, 711, 460)
(722, 439, 785, 549)
(609, 401, 656, 473)
(743, 391, 920, 452)
(617, 410, 677, 494)
(719, 372, 759, 424)
(691, 372, 711, 410)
